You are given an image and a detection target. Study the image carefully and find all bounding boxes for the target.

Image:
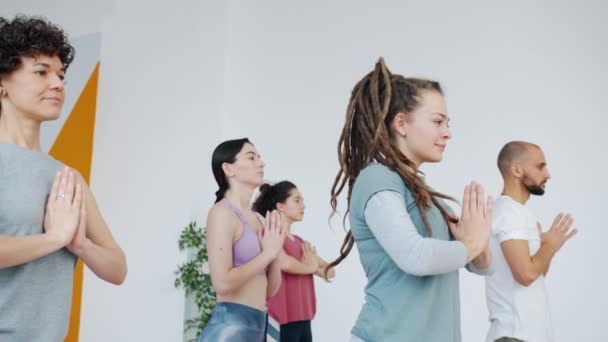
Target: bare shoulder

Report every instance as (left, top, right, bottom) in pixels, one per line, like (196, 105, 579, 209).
(206, 202, 238, 234)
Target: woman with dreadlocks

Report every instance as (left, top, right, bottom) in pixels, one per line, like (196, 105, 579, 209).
(327, 58, 494, 342)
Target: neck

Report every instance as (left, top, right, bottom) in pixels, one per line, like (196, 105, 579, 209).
(501, 178, 531, 205)
(284, 219, 293, 235)
(395, 137, 423, 169)
(224, 185, 255, 212)
(0, 110, 42, 151)
(400, 148, 422, 169)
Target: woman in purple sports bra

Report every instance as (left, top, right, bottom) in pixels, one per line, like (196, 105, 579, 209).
(199, 138, 287, 342)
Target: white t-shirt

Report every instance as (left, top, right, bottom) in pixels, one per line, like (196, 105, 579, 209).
(485, 195, 554, 342)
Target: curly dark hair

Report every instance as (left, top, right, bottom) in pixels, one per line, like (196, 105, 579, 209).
(0, 15, 75, 77)
(252, 181, 297, 215)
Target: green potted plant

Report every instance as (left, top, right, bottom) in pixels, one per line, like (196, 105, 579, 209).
(175, 221, 216, 341)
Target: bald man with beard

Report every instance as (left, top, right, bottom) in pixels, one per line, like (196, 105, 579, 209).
(484, 141, 577, 342)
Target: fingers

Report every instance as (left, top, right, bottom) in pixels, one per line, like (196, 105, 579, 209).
(550, 213, 564, 231)
(462, 184, 471, 219)
(264, 210, 271, 233)
(72, 184, 83, 210)
(65, 170, 76, 204)
(271, 211, 287, 239)
(263, 210, 285, 237)
(304, 242, 317, 255)
(270, 210, 281, 235)
(48, 171, 61, 208)
(57, 168, 68, 202)
(78, 196, 87, 232)
(485, 195, 494, 221)
(462, 181, 489, 218)
(469, 183, 478, 215)
(559, 214, 574, 231)
(301, 242, 310, 256)
(476, 183, 485, 213)
(564, 228, 578, 241)
(275, 211, 282, 234)
(269, 210, 276, 233)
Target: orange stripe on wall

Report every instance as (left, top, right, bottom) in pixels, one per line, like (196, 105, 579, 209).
(49, 62, 100, 342)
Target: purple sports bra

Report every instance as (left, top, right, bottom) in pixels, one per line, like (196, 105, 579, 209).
(222, 198, 264, 274)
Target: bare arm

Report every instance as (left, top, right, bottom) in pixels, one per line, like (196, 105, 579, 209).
(206, 206, 274, 296)
(502, 240, 555, 286)
(68, 172, 127, 285)
(277, 241, 335, 279)
(261, 212, 287, 297)
(266, 259, 282, 298)
(277, 241, 321, 276)
(278, 249, 315, 274)
(314, 255, 336, 280)
(471, 247, 492, 269)
(502, 213, 576, 286)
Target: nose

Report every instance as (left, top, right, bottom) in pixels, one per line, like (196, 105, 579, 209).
(545, 169, 551, 180)
(443, 126, 452, 140)
(49, 73, 65, 91)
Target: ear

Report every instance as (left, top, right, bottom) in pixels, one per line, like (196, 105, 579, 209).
(221, 162, 234, 177)
(511, 163, 524, 178)
(392, 112, 410, 137)
(276, 202, 286, 213)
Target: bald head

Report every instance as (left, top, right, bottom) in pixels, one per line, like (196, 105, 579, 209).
(497, 141, 541, 176)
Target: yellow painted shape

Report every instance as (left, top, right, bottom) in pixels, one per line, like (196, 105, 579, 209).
(48, 62, 100, 342)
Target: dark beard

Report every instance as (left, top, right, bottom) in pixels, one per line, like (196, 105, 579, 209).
(525, 183, 545, 196)
(523, 175, 546, 196)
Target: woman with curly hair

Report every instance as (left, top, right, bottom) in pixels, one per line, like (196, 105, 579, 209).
(327, 58, 494, 342)
(0, 15, 127, 341)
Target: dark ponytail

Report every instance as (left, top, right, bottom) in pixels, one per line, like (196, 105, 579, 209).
(211, 138, 251, 203)
(253, 181, 297, 214)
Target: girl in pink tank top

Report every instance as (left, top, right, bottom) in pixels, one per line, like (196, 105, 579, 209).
(253, 181, 336, 342)
(200, 138, 287, 342)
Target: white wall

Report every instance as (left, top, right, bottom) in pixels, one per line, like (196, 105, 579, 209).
(2, 1, 607, 341)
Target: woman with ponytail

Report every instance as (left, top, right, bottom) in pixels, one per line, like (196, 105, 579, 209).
(200, 138, 287, 342)
(328, 58, 494, 342)
(253, 181, 335, 342)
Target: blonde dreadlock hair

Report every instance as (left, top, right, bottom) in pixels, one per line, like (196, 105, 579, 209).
(326, 57, 457, 272)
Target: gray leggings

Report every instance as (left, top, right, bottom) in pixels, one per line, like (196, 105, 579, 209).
(199, 302, 267, 342)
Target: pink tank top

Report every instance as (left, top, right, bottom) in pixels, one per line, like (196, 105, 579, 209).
(267, 235, 316, 324)
(222, 199, 263, 273)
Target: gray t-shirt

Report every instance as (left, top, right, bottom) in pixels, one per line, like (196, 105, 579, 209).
(0, 143, 77, 342)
